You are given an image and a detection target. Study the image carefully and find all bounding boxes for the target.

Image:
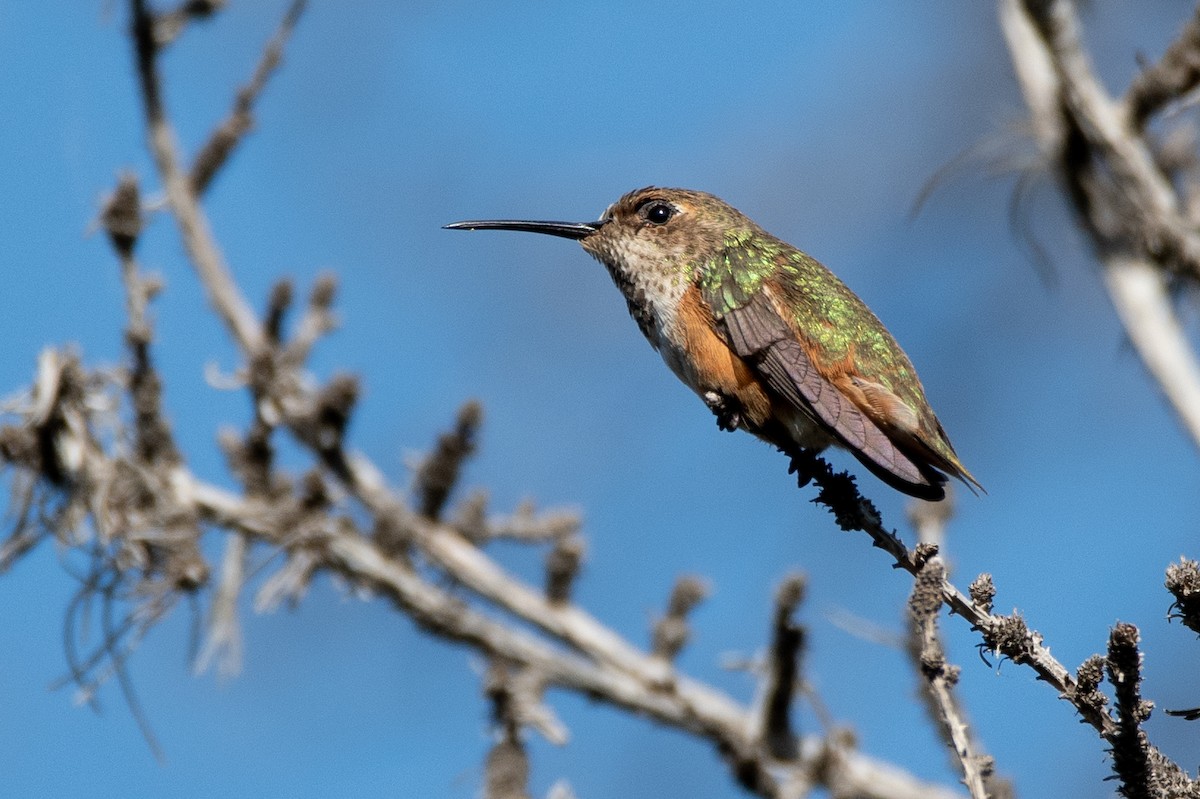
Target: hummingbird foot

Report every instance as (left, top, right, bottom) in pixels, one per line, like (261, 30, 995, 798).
(703, 391, 743, 432)
(785, 447, 823, 490)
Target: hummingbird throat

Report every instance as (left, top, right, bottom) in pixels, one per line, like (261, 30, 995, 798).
(583, 240, 693, 350)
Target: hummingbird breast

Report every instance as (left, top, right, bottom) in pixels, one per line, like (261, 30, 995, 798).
(666, 285, 835, 452)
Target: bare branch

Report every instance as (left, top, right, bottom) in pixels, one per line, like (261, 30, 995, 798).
(193, 532, 246, 678)
(1018, 0, 1200, 279)
(0, 293, 967, 798)
(787, 450, 1095, 733)
(907, 559, 996, 799)
(1102, 256, 1200, 444)
(758, 574, 805, 761)
(131, 0, 265, 354)
(1104, 623, 1163, 797)
(907, 500, 1009, 798)
(76, 440, 958, 799)
(190, 0, 307, 195)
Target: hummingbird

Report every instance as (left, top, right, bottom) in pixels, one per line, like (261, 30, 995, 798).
(446, 187, 980, 501)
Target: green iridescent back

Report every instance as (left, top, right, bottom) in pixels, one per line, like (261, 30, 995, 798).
(699, 227, 942, 437)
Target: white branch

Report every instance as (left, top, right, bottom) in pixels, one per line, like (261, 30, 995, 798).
(1104, 257, 1200, 444)
(999, 0, 1200, 450)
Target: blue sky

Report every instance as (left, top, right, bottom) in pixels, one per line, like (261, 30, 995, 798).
(1, 2, 1198, 797)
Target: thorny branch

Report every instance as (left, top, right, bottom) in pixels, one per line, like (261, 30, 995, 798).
(907, 560, 993, 799)
(787, 441, 1200, 793)
(786, 448, 1114, 736)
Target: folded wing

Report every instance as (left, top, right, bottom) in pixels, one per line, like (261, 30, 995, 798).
(717, 287, 947, 498)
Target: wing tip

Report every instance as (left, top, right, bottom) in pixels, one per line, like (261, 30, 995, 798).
(941, 453, 986, 497)
(874, 463, 948, 501)
(895, 463, 985, 502)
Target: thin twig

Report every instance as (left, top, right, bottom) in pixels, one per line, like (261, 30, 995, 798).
(907, 559, 993, 799)
(131, 0, 265, 354)
(190, 0, 307, 194)
(907, 501, 1008, 799)
(193, 532, 246, 677)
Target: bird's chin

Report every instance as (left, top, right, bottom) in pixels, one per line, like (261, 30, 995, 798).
(579, 236, 615, 266)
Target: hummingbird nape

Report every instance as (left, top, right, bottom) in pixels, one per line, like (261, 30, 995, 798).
(446, 187, 981, 501)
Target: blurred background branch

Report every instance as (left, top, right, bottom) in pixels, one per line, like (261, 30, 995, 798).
(1000, 0, 1200, 449)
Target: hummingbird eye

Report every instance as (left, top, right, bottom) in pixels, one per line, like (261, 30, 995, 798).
(641, 201, 676, 226)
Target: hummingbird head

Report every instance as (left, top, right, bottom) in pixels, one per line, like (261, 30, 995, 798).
(579, 187, 754, 276)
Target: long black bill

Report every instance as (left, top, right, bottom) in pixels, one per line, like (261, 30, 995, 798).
(443, 219, 604, 240)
